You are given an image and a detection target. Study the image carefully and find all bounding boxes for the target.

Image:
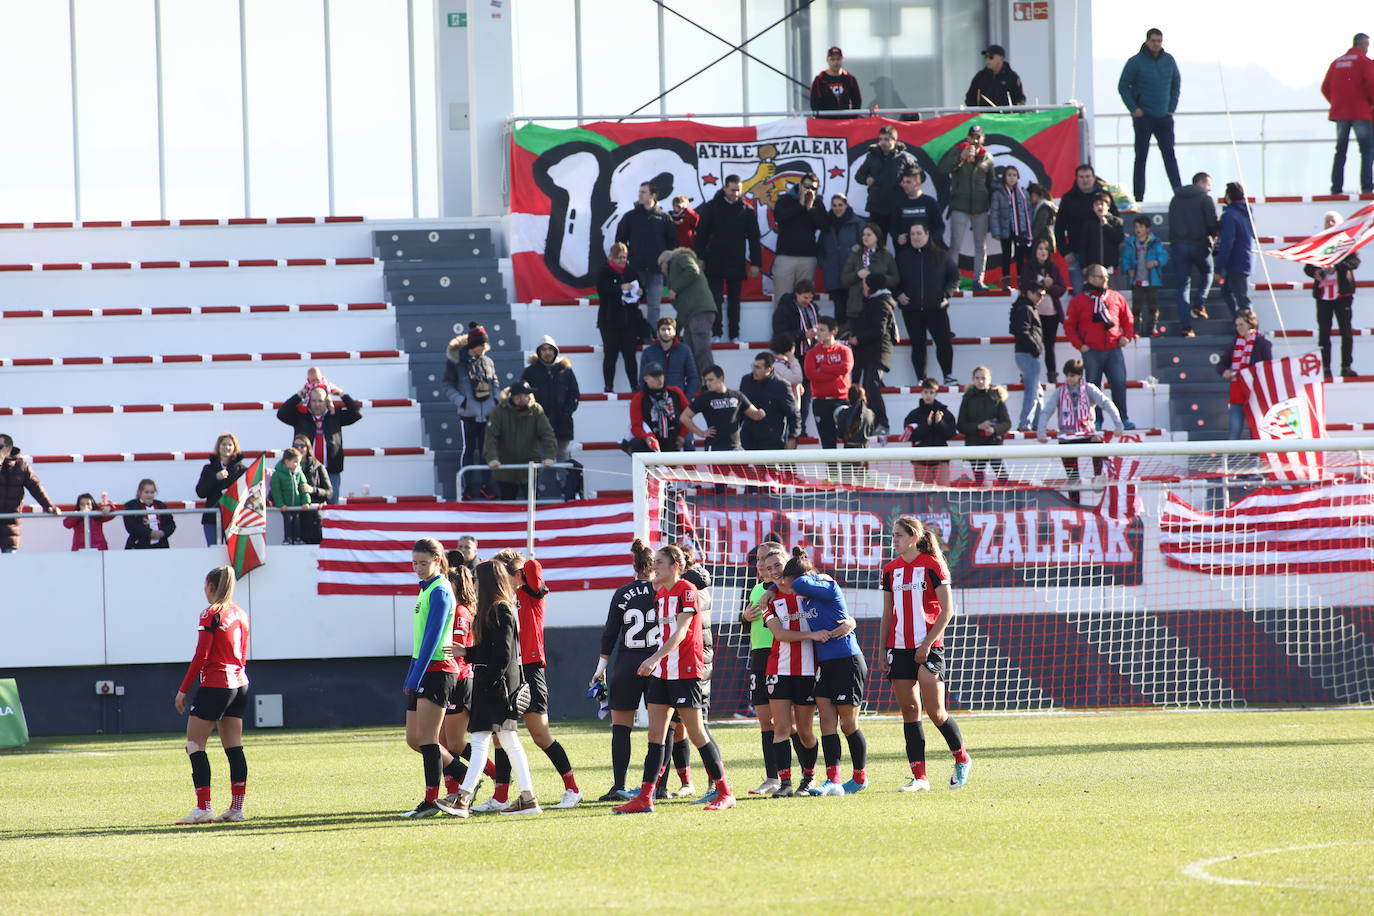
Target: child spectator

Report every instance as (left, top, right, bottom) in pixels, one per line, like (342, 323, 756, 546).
(833, 385, 875, 448)
(956, 366, 1010, 484)
(270, 447, 310, 545)
(63, 491, 114, 551)
(1009, 286, 1047, 431)
(803, 315, 853, 451)
(297, 366, 338, 414)
(1306, 211, 1362, 379)
(904, 378, 957, 484)
(1220, 310, 1272, 440)
(1026, 182, 1057, 254)
(1119, 215, 1169, 337)
(1036, 358, 1122, 503)
(1020, 238, 1069, 383)
(597, 242, 647, 391)
(670, 195, 698, 249)
(123, 478, 175, 549)
(1070, 191, 1125, 275)
(1214, 181, 1255, 317)
(990, 165, 1032, 288)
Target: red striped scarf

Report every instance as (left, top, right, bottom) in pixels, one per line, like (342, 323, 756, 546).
(1230, 329, 1256, 373)
(1059, 379, 1095, 439)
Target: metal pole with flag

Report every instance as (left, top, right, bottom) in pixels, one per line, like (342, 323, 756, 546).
(1239, 351, 1327, 482)
(221, 454, 269, 577)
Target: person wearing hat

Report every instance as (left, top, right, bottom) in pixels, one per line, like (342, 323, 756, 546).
(521, 335, 580, 462)
(938, 124, 996, 289)
(964, 44, 1025, 108)
(623, 364, 690, 454)
(484, 380, 557, 501)
(442, 322, 500, 499)
(809, 46, 861, 113)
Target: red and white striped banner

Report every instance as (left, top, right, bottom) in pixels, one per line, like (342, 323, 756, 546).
(1240, 351, 1327, 482)
(317, 499, 636, 595)
(1159, 482, 1374, 575)
(1267, 203, 1374, 268)
(1102, 432, 1143, 520)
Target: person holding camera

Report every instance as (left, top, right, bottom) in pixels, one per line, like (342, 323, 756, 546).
(939, 124, 996, 290)
(772, 172, 827, 308)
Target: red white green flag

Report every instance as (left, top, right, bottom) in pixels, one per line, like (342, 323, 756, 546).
(221, 454, 268, 578)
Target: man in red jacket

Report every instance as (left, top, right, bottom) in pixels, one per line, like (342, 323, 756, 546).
(1322, 33, 1374, 195)
(1064, 264, 1136, 430)
(803, 315, 854, 450)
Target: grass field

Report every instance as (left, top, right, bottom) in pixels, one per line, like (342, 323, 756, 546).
(3, 709, 1373, 913)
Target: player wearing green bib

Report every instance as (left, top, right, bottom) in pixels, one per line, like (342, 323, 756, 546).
(401, 538, 463, 818)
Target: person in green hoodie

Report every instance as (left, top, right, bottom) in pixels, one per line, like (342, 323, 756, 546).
(269, 447, 311, 544)
(484, 381, 557, 501)
(939, 124, 996, 289)
(658, 246, 719, 377)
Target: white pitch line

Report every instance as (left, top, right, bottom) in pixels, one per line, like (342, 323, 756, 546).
(1182, 840, 1374, 891)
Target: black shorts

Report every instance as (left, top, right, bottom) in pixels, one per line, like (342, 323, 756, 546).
(407, 670, 456, 711)
(886, 646, 945, 681)
(749, 648, 771, 707)
(815, 654, 867, 706)
(646, 676, 706, 710)
(189, 685, 249, 721)
(522, 663, 548, 715)
(766, 673, 817, 706)
(444, 676, 473, 715)
(609, 653, 653, 712)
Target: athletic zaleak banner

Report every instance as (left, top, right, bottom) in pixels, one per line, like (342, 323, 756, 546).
(508, 108, 1081, 302)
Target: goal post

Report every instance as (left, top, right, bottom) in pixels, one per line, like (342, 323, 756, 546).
(632, 437, 1374, 715)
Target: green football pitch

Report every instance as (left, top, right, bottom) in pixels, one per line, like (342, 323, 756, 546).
(3, 710, 1372, 913)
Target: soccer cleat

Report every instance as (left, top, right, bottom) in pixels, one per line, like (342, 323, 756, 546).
(615, 789, 636, 801)
(772, 781, 795, 798)
(400, 800, 444, 819)
(749, 777, 781, 796)
(949, 761, 971, 789)
(842, 778, 867, 795)
(554, 789, 582, 809)
(176, 807, 216, 825)
(214, 808, 245, 823)
(693, 786, 718, 805)
(501, 794, 542, 815)
(796, 773, 815, 795)
(612, 794, 655, 814)
(809, 780, 846, 797)
(472, 796, 510, 813)
(654, 782, 668, 800)
(900, 777, 931, 792)
(597, 787, 626, 802)
(672, 783, 697, 799)
(703, 791, 736, 811)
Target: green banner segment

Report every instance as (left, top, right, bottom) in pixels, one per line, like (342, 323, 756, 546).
(0, 678, 30, 748)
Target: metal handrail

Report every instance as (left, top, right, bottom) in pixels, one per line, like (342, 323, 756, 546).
(0, 504, 321, 552)
(507, 103, 1080, 126)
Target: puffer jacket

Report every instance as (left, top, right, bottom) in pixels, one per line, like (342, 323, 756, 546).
(483, 389, 557, 484)
(938, 140, 995, 215)
(664, 247, 718, 328)
(1119, 233, 1170, 286)
(989, 182, 1032, 241)
(1118, 44, 1181, 118)
(521, 353, 581, 441)
(818, 205, 867, 293)
(441, 333, 499, 422)
(854, 141, 919, 217)
(1214, 202, 1256, 276)
(0, 448, 56, 551)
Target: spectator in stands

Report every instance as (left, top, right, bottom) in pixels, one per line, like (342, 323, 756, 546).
(818, 193, 867, 315)
(615, 182, 678, 330)
(522, 335, 580, 462)
(1021, 238, 1069, 383)
(597, 242, 647, 392)
(889, 165, 944, 251)
(1168, 172, 1219, 337)
(904, 378, 957, 484)
(278, 376, 363, 500)
(641, 316, 700, 399)
(455, 535, 479, 572)
(1065, 263, 1137, 429)
(844, 264, 897, 438)
(990, 165, 1032, 288)
(1220, 310, 1272, 440)
(772, 172, 826, 307)
(896, 222, 960, 385)
(772, 281, 820, 427)
(1036, 358, 1123, 502)
(1118, 28, 1183, 202)
(739, 352, 800, 451)
(289, 433, 331, 544)
(1027, 182, 1057, 254)
(1322, 33, 1374, 196)
(1056, 164, 1119, 293)
(270, 447, 310, 545)
(1068, 192, 1125, 279)
(123, 478, 174, 549)
(670, 195, 699, 249)
(803, 315, 853, 451)
(484, 380, 557, 501)
(659, 247, 719, 376)
(63, 492, 114, 551)
(1119, 215, 1169, 338)
(769, 333, 807, 432)
(0, 433, 60, 554)
(1214, 182, 1255, 317)
(965, 44, 1025, 108)
(957, 367, 1010, 484)
(1307, 211, 1362, 379)
(694, 175, 761, 343)
(681, 365, 765, 452)
(194, 433, 245, 546)
(810, 46, 861, 112)
(833, 385, 875, 448)
(939, 124, 996, 290)
(842, 223, 899, 321)
(443, 323, 498, 499)
(855, 125, 918, 237)
(623, 364, 689, 453)
(1010, 285, 1047, 431)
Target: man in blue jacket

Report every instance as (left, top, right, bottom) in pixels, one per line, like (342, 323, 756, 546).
(1118, 29, 1182, 203)
(1214, 182, 1256, 317)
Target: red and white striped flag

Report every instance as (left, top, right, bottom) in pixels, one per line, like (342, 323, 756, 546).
(1240, 351, 1327, 481)
(316, 499, 635, 595)
(1267, 203, 1374, 268)
(1159, 482, 1374, 575)
(1101, 432, 1143, 520)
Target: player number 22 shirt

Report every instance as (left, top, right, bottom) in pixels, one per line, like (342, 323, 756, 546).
(655, 579, 703, 680)
(881, 554, 947, 649)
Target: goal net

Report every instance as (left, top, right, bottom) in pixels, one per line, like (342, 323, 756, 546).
(632, 438, 1374, 716)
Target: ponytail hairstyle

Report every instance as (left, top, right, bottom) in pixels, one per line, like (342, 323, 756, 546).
(842, 384, 869, 440)
(781, 546, 815, 581)
(656, 544, 687, 577)
(895, 514, 948, 568)
(630, 537, 654, 579)
(492, 548, 525, 579)
(472, 559, 515, 644)
(412, 538, 450, 577)
(446, 562, 476, 609)
(205, 565, 236, 609)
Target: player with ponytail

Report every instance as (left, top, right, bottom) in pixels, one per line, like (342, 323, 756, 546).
(879, 516, 971, 790)
(438, 557, 498, 806)
(174, 565, 250, 824)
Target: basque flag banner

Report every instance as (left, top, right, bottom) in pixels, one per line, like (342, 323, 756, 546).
(1268, 203, 1374, 268)
(221, 454, 268, 578)
(1239, 351, 1326, 481)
